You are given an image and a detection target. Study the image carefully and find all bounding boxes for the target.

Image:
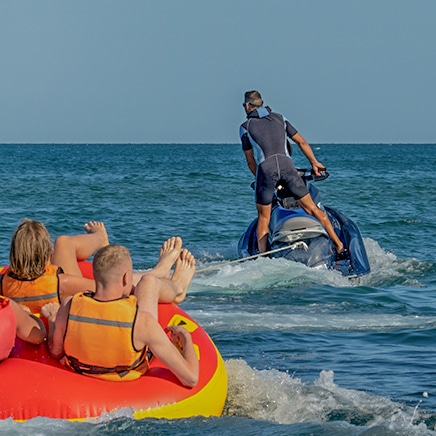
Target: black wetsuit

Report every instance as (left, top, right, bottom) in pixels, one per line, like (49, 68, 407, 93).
(240, 106, 309, 205)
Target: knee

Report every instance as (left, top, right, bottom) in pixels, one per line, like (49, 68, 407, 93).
(53, 235, 70, 251)
(257, 207, 271, 224)
(135, 274, 160, 298)
(258, 214, 270, 225)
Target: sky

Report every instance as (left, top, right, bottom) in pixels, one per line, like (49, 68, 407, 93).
(0, 1, 435, 144)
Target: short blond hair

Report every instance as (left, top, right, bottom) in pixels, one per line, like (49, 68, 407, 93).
(244, 90, 263, 107)
(92, 244, 132, 287)
(9, 219, 53, 280)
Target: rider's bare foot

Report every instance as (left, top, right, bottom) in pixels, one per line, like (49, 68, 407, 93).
(172, 249, 196, 304)
(83, 221, 109, 246)
(153, 236, 183, 278)
(335, 246, 348, 261)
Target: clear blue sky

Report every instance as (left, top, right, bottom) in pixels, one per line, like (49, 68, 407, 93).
(1, 1, 435, 144)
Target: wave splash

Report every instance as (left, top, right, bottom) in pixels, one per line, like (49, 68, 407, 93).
(224, 359, 436, 434)
(193, 237, 433, 290)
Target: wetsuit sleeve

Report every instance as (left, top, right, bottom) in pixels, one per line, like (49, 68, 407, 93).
(285, 120, 298, 138)
(239, 124, 252, 151)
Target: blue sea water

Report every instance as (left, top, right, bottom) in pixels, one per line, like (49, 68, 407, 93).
(0, 143, 435, 435)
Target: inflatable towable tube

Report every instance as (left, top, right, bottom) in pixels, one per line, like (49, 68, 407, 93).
(0, 262, 228, 421)
(0, 297, 16, 360)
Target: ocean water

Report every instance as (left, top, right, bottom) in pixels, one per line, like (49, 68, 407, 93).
(0, 143, 435, 435)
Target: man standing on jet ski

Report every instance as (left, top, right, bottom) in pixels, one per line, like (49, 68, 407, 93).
(240, 90, 346, 259)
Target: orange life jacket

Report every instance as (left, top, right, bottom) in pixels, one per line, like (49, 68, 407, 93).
(64, 292, 150, 381)
(0, 296, 16, 360)
(0, 264, 61, 314)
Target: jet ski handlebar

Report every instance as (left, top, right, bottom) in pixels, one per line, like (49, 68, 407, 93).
(297, 168, 330, 182)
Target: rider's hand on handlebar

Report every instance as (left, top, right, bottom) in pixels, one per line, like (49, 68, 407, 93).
(311, 162, 327, 177)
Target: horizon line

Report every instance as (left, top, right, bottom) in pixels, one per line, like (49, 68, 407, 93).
(0, 142, 435, 146)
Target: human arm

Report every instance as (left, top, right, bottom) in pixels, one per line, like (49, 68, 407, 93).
(240, 125, 257, 176)
(290, 132, 326, 176)
(41, 298, 71, 360)
(243, 149, 257, 176)
(134, 311, 199, 387)
(9, 299, 46, 344)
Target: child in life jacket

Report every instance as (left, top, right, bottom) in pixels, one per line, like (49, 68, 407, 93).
(0, 219, 109, 314)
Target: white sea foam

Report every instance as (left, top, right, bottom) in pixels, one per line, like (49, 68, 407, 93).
(189, 308, 436, 333)
(192, 237, 431, 291)
(224, 359, 436, 434)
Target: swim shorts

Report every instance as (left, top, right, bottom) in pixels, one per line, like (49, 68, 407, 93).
(255, 154, 308, 205)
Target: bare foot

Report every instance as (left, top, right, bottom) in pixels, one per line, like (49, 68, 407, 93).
(153, 236, 183, 278)
(83, 221, 109, 246)
(172, 249, 196, 304)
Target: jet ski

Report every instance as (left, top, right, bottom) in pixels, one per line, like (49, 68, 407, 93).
(237, 169, 370, 277)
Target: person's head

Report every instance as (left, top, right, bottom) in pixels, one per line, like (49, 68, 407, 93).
(9, 219, 53, 280)
(93, 244, 133, 293)
(243, 90, 264, 113)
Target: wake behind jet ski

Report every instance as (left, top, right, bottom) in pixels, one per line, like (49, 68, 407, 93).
(237, 169, 370, 277)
